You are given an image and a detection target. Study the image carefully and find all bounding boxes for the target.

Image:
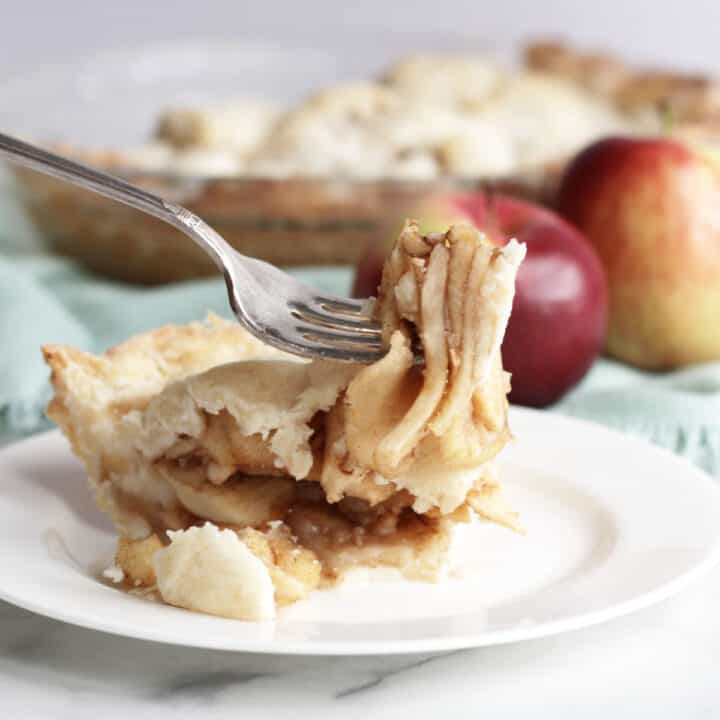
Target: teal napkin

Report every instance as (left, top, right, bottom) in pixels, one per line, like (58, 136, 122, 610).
(1, 181, 719, 475)
(556, 360, 720, 475)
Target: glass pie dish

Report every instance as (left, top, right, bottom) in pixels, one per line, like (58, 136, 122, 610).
(12, 166, 552, 283)
(5, 39, 699, 284)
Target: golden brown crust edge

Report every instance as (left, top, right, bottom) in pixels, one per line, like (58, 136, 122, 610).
(525, 38, 720, 125)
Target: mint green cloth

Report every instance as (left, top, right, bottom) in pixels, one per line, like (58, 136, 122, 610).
(1, 184, 719, 475)
(558, 359, 720, 475)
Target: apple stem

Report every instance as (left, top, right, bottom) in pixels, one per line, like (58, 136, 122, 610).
(659, 100, 675, 135)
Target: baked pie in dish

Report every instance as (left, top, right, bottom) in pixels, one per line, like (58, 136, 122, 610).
(18, 39, 716, 282)
(44, 221, 525, 620)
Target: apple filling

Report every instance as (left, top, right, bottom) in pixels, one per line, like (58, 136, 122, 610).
(43, 221, 525, 621)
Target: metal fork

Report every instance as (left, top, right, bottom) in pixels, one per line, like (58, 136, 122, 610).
(0, 132, 384, 363)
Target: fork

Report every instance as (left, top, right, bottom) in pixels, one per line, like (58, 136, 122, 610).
(0, 132, 384, 363)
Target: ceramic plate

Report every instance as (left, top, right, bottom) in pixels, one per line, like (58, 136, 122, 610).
(2, 408, 720, 655)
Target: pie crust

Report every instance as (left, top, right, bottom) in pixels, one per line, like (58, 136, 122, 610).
(44, 221, 525, 620)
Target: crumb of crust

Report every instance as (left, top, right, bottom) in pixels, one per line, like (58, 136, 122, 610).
(102, 565, 125, 584)
(153, 523, 277, 621)
(115, 533, 164, 587)
(115, 521, 323, 616)
(128, 586, 161, 602)
(468, 478, 524, 534)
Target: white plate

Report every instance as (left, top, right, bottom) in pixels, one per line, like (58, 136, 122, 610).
(1, 408, 720, 655)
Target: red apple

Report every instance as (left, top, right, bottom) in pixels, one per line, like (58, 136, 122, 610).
(501, 218, 607, 406)
(557, 136, 720, 369)
(353, 191, 608, 407)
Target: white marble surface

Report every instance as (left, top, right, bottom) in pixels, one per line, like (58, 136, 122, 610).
(2, 564, 719, 718)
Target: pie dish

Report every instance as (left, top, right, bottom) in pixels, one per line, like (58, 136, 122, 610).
(43, 221, 525, 620)
(13, 40, 719, 283)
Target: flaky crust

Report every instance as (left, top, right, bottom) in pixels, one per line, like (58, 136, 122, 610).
(43, 313, 285, 537)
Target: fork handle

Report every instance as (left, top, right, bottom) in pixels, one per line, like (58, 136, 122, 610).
(0, 131, 232, 271)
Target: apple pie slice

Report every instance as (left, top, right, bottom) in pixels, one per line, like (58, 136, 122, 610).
(43, 221, 525, 621)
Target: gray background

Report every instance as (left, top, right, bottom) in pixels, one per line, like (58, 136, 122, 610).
(2, 0, 719, 75)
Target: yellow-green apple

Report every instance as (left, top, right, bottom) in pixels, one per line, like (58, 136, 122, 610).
(557, 136, 720, 369)
(353, 191, 608, 407)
